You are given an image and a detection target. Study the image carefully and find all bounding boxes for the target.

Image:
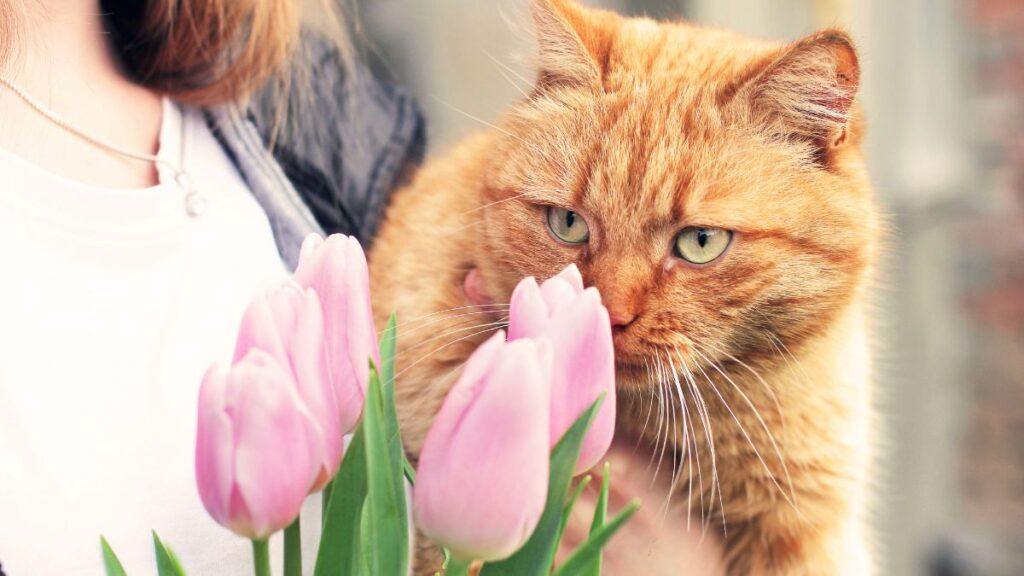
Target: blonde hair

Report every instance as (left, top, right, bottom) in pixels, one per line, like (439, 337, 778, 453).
(1, 0, 353, 107)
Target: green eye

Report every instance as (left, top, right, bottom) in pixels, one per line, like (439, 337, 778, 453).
(546, 206, 590, 244)
(674, 227, 733, 264)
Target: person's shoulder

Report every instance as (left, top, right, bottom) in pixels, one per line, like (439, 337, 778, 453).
(250, 30, 423, 154)
(245, 30, 426, 241)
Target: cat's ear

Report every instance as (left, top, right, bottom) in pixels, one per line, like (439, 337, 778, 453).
(532, 0, 616, 91)
(738, 30, 860, 154)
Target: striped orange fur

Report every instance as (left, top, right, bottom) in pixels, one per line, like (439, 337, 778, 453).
(369, 1, 880, 573)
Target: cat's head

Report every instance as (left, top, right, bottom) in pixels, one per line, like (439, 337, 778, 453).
(476, 0, 878, 388)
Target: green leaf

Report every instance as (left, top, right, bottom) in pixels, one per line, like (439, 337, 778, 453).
(380, 314, 410, 491)
(552, 499, 640, 576)
(480, 395, 605, 576)
(316, 313, 410, 576)
(555, 475, 592, 548)
(362, 365, 410, 576)
(100, 536, 128, 576)
(359, 496, 374, 574)
(283, 518, 302, 576)
(152, 532, 187, 576)
(380, 313, 398, 405)
(580, 463, 610, 576)
(402, 454, 417, 485)
(314, 426, 368, 576)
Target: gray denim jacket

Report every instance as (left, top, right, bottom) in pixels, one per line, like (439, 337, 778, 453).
(202, 39, 425, 269)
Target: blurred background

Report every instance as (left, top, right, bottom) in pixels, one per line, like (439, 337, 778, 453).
(329, 1, 1023, 574)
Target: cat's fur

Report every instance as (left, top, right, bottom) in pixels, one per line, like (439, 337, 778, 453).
(369, 1, 880, 573)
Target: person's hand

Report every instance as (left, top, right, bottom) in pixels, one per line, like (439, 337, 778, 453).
(558, 439, 725, 575)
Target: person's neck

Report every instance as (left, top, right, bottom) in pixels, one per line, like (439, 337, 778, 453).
(4, 1, 125, 92)
(0, 0, 165, 188)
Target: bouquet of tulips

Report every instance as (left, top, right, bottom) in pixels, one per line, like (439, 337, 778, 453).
(101, 234, 638, 576)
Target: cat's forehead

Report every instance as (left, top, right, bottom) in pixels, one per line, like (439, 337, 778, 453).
(602, 20, 778, 93)
(571, 87, 749, 222)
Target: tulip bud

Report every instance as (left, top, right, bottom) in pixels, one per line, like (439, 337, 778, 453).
(294, 233, 379, 435)
(508, 265, 616, 474)
(233, 283, 343, 491)
(413, 332, 551, 562)
(195, 350, 324, 540)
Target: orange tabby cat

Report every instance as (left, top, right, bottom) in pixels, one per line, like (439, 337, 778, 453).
(369, 0, 880, 574)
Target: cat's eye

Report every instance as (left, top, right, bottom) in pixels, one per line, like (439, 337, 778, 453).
(546, 206, 590, 245)
(674, 227, 733, 264)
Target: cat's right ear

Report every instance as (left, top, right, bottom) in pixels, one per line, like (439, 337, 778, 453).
(734, 30, 861, 157)
(532, 0, 616, 92)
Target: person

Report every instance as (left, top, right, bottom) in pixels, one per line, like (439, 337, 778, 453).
(0, 1, 423, 573)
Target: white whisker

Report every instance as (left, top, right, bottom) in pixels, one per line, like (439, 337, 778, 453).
(395, 323, 506, 378)
(689, 344, 797, 516)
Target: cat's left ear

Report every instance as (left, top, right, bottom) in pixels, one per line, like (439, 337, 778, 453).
(532, 0, 619, 92)
(738, 30, 860, 156)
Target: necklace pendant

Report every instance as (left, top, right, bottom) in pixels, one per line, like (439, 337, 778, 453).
(185, 189, 207, 218)
(174, 170, 206, 218)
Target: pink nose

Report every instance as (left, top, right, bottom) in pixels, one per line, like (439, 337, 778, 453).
(608, 309, 637, 331)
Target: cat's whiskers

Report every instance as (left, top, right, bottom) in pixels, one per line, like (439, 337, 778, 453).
(699, 340, 797, 507)
(683, 351, 729, 538)
(650, 350, 672, 485)
(431, 97, 553, 161)
(688, 344, 798, 517)
(482, 50, 530, 98)
(659, 352, 684, 508)
(394, 321, 508, 379)
(764, 329, 814, 389)
(396, 318, 509, 359)
(391, 308, 508, 340)
(381, 303, 509, 335)
(663, 352, 692, 519)
(454, 193, 531, 218)
(481, 49, 533, 91)
(677, 350, 720, 537)
(663, 350, 681, 517)
(645, 352, 666, 478)
(634, 356, 658, 454)
(675, 355, 700, 533)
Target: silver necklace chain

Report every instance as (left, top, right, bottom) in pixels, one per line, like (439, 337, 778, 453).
(0, 75, 206, 217)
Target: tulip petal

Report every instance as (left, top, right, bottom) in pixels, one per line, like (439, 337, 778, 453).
(228, 351, 324, 539)
(290, 288, 345, 487)
(539, 276, 579, 316)
(507, 277, 549, 341)
(233, 292, 293, 367)
(298, 233, 325, 266)
(554, 263, 585, 294)
(294, 234, 378, 434)
(195, 364, 236, 529)
(545, 289, 616, 473)
(414, 335, 550, 561)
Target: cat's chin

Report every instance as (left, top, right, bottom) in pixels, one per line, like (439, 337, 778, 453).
(614, 361, 655, 391)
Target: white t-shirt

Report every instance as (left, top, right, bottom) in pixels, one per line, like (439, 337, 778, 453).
(0, 100, 322, 574)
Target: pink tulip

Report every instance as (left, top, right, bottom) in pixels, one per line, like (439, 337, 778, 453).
(233, 283, 342, 491)
(508, 264, 616, 474)
(196, 350, 324, 540)
(293, 233, 379, 435)
(413, 332, 551, 562)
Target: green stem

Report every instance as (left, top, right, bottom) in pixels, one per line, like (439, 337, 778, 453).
(322, 480, 334, 526)
(284, 516, 302, 576)
(251, 539, 271, 576)
(445, 556, 473, 576)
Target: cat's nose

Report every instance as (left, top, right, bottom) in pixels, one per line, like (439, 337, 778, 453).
(608, 308, 637, 332)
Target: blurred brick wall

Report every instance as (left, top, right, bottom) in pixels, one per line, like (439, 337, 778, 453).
(960, 0, 1024, 568)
